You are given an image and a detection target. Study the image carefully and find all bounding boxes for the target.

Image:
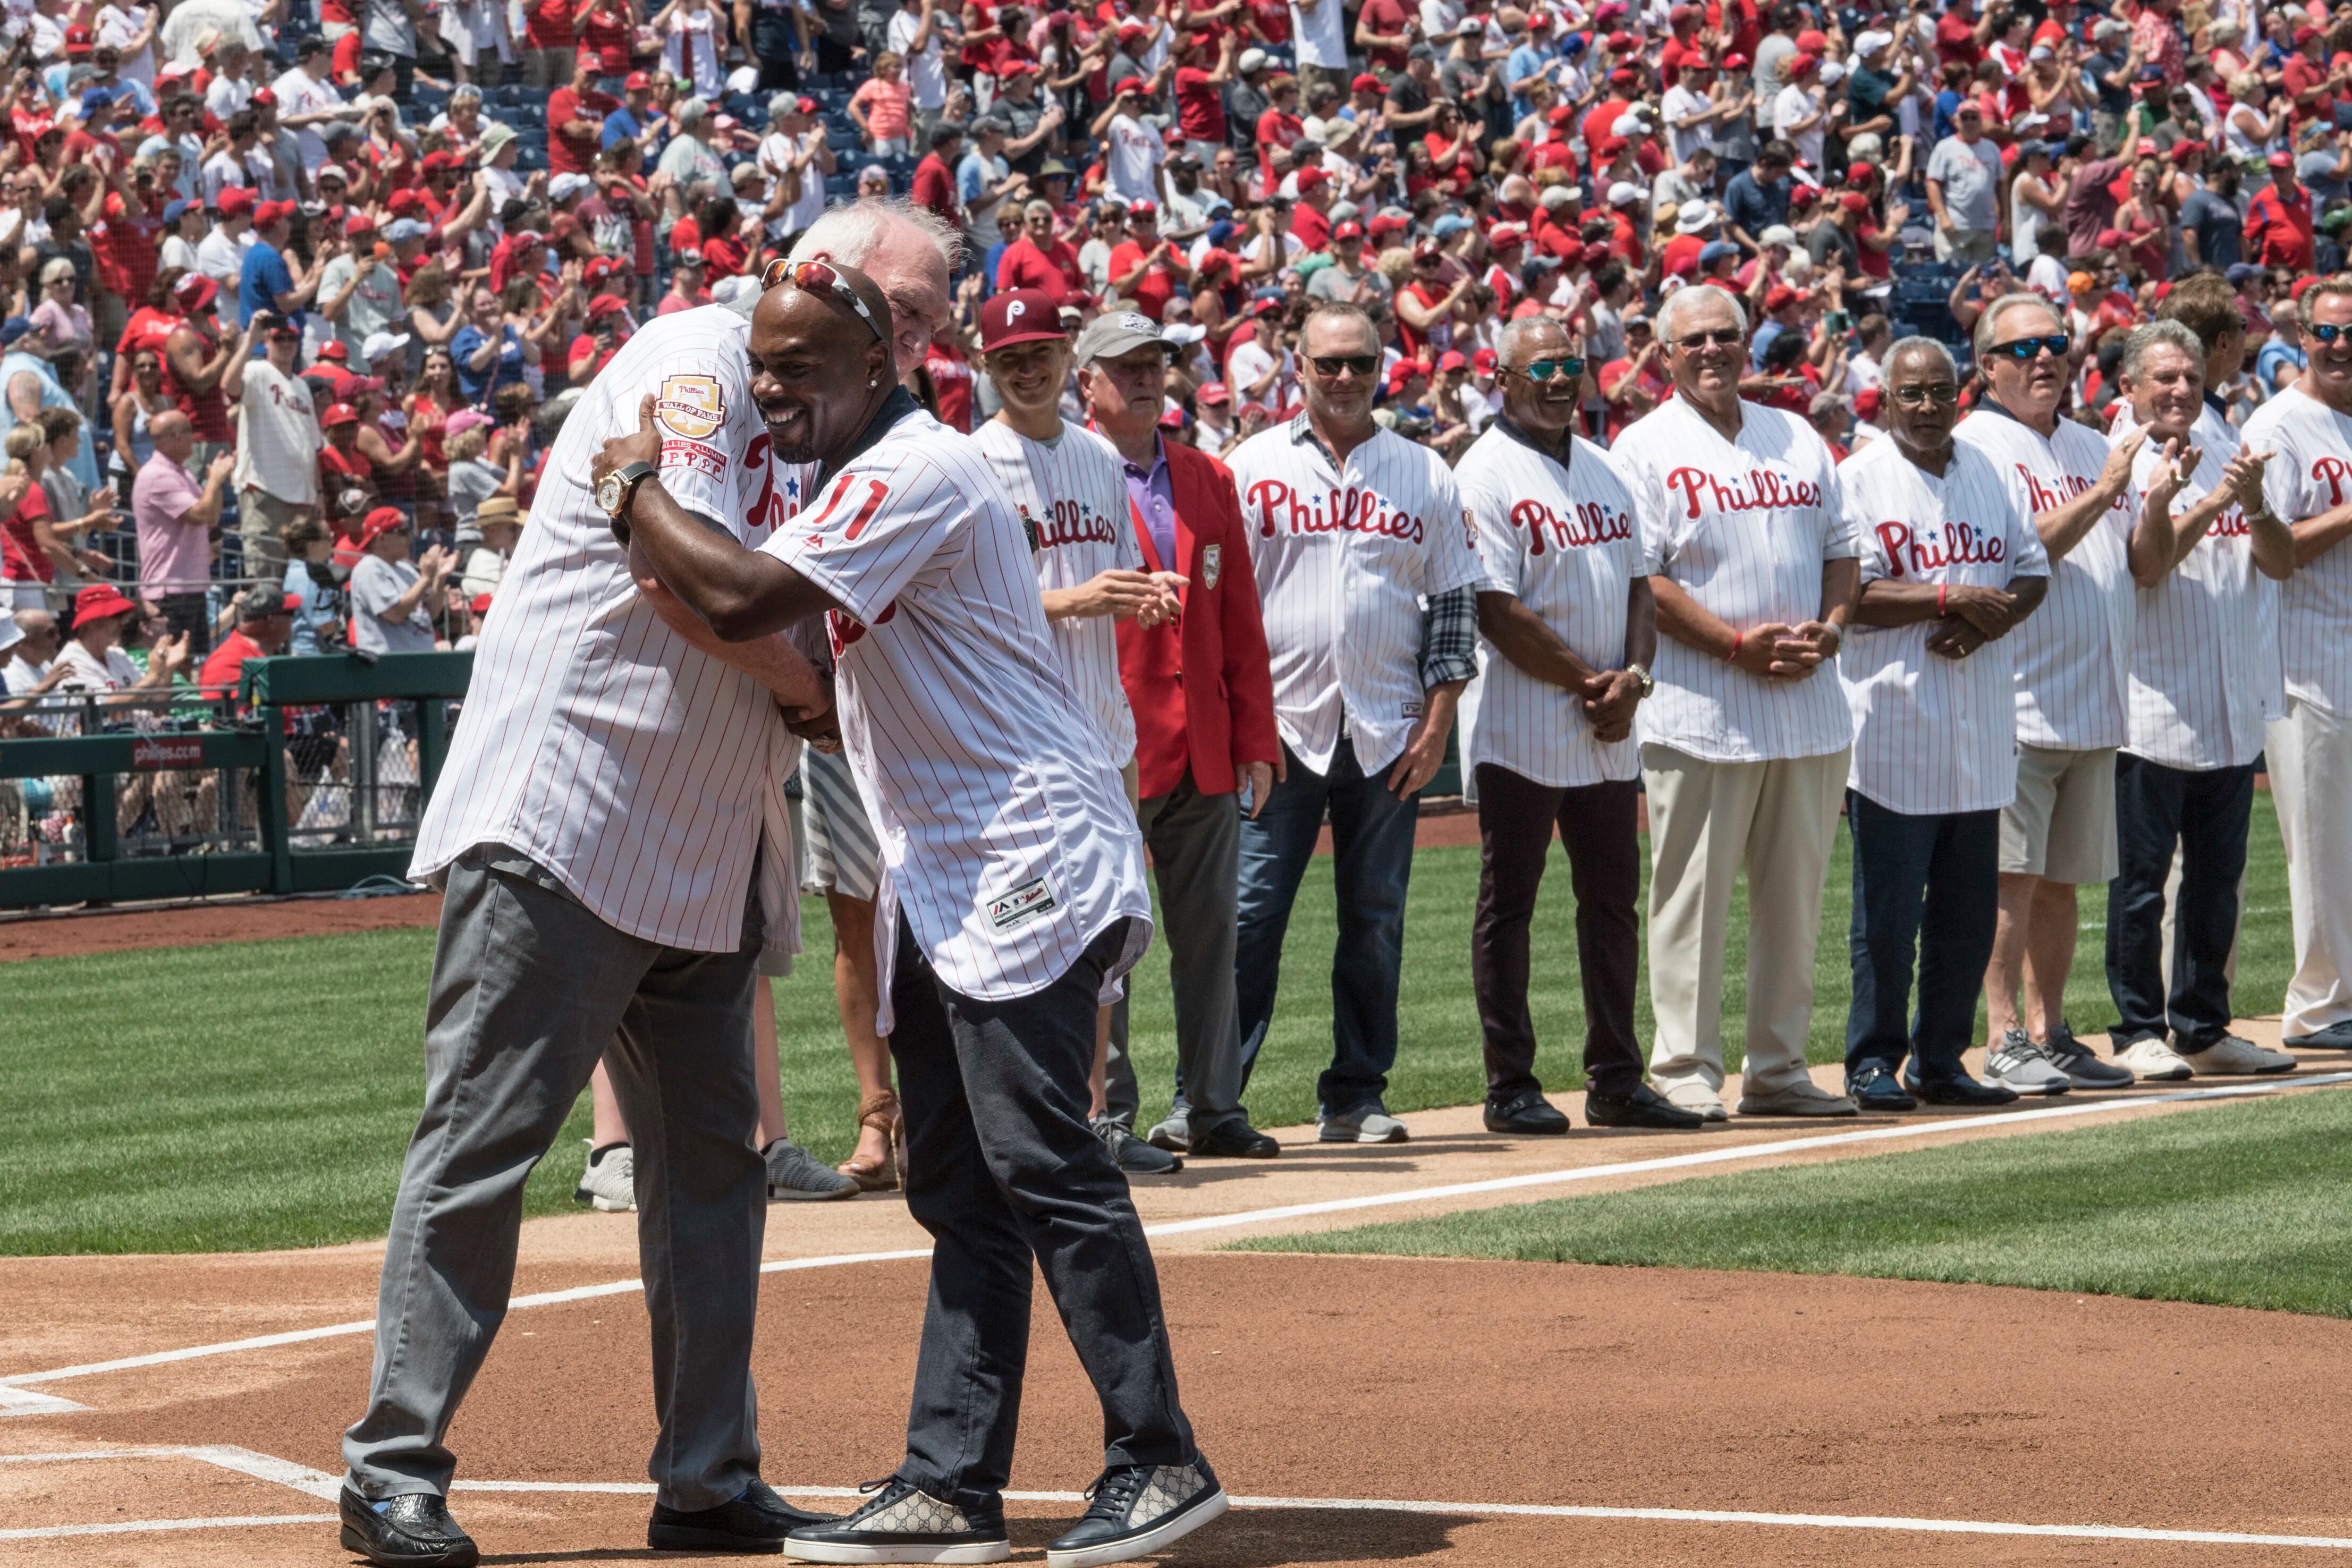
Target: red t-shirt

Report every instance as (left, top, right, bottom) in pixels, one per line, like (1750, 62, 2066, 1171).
(1242, 0, 1288, 43)
(1107, 239, 1177, 319)
(1254, 106, 1302, 179)
(1581, 97, 1632, 162)
(568, 332, 620, 379)
(701, 231, 748, 278)
(198, 629, 269, 697)
(994, 235, 1084, 301)
(1935, 13, 1982, 70)
(1173, 65, 1226, 142)
(1290, 202, 1330, 251)
(1658, 33, 1705, 86)
(577, 4, 633, 73)
(2283, 54, 2332, 124)
(1, 482, 53, 582)
(117, 303, 181, 359)
(925, 340, 973, 432)
(911, 152, 959, 226)
(91, 190, 163, 308)
(1357, 0, 1412, 69)
(657, 287, 715, 315)
(527, 0, 577, 48)
(1423, 129, 1475, 194)
(333, 30, 365, 85)
(547, 86, 617, 174)
(164, 322, 231, 442)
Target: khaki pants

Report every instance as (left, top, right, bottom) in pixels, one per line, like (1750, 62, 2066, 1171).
(521, 46, 572, 87)
(238, 487, 312, 583)
(2265, 700, 2352, 1039)
(1642, 743, 1849, 1097)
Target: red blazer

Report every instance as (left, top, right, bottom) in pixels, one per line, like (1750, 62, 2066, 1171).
(1115, 439, 1281, 801)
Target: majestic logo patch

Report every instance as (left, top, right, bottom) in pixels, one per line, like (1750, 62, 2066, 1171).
(655, 373, 724, 440)
(1202, 542, 1222, 589)
(987, 875, 1060, 930)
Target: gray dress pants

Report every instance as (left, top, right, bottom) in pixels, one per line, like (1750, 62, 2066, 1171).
(342, 846, 769, 1512)
(1104, 769, 1249, 1134)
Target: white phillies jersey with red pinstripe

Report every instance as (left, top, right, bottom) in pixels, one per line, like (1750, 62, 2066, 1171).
(972, 417, 1142, 767)
(1609, 393, 1856, 763)
(2122, 410, 2274, 771)
(2243, 384, 2352, 718)
(411, 304, 800, 960)
(1837, 435, 2048, 816)
(1952, 405, 2137, 752)
(1226, 414, 1486, 775)
(1455, 421, 1643, 787)
(759, 403, 1152, 1006)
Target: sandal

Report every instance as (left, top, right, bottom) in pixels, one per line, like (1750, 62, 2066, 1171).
(837, 1090, 902, 1192)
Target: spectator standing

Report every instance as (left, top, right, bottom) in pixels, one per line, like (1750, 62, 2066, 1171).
(318, 214, 402, 362)
(2244, 279, 2352, 1052)
(239, 201, 321, 333)
(884, 0, 947, 147)
(1926, 101, 2002, 264)
(909, 122, 965, 228)
(2246, 151, 2314, 273)
(1460, 317, 1700, 1133)
(233, 317, 322, 580)
(132, 409, 235, 654)
(1225, 300, 1485, 1143)
(1608, 282, 1859, 1121)
(348, 506, 450, 654)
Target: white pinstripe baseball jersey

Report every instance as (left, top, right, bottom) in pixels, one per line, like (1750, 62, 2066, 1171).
(2242, 384, 2352, 718)
(1455, 421, 1643, 788)
(758, 402, 1152, 1007)
(411, 304, 801, 960)
(1837, 435, 2049, 815)
(1952, 405, 2137, 751)
(972, 417, 1142, 767)
(1609, 393, 1857, 763)
(2122, 408, 2275, 771)
(1226, 413, 1487, 775)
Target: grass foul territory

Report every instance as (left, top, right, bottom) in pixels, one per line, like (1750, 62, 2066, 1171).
(0, 797, 2292, 1255)
(1241, 1085, 2352, 1318)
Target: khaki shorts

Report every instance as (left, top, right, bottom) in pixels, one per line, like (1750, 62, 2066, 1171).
(2000, 744, 2118, 884)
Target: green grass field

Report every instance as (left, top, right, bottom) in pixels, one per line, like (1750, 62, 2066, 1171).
(0, 796, 2294, 1255)
(1240, 1083, 2352, 1318)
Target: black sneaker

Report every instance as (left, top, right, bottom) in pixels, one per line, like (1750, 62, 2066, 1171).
(649, 1478, 837, 1553)
(2043, 1022, 2137, 1088)
(339, 1484, 478, 1568)
(1045, 1457, 1229, 1568)
(1094, 1116, 1183, 1175)
(782, 1476, 1008, 1564)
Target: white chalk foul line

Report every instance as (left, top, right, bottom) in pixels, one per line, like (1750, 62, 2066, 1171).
(4, 1070, 2347, 1398)
(0, 1513, 336, 1541)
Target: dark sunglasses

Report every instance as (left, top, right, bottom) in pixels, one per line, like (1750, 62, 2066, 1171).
(1992, 333, 2071, 361)
(1310, 353, 1381, 377)
(1672, 328, 1744, 349)
(759, 258, 887, 343)
(1511, 357, 1586, 380)
(2309, 323, 2349, 345)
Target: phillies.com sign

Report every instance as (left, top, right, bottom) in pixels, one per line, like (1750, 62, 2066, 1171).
(130, 736, 205, 770)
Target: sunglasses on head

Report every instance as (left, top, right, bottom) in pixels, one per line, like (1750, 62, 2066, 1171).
(1992, 333, 2070, 361)
(1310, 353, 1380, 377)
(759, 258, 887, 343)
(1511, 356, 1585, 380)
(2309, 322, 2349, 345)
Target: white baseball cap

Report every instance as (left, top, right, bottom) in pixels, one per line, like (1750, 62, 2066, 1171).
(1606, 180, 1642, 207)
(0, 616, 20, 657)
(361, 329, 411, 364)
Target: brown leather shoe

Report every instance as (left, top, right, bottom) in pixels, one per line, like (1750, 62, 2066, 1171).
(836, 1090, 903, 1191)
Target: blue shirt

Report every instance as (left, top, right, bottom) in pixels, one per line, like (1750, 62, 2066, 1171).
(240, 240, 297, 329)
(1750, 317, 1789, 371)
(451, 323, 524, 402)
(1505, 43, 1549, 116)
(602, 106, 664, 172)
(1724, 167, 1788, 241)
(1120, 434, 1176, 571)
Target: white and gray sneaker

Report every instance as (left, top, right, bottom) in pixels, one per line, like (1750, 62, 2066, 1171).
(2043, 1022, 2136, 1089)
(575, 1140, 636, 1212)
(1045, 1458, 1229, 1568)
(2179, 1035, 2297, 1075)
(1318, 1104, 1409, 1143)
(1984, 1030, 2072, 1096)
(784, 1477, 1008, 1564)
(765, 1137, 860, 1201)
(2115, 1037, 2194, 1082)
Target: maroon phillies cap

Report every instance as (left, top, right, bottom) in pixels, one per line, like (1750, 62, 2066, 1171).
(980, 289, 1068, 351)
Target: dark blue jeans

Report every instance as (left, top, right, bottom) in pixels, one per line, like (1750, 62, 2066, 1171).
(2105, 754, 2256, 1049)
(1844, 791, 2001, 1080)
(1234, 736, 1420, 1119)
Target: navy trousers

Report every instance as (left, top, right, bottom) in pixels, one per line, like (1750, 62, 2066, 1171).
(1843, 791, 2001, 1080)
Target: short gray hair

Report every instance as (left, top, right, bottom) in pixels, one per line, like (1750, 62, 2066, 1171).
(1022, 198, 1055, 221)
(2300, 276, 2352, 332)
(1971, 291, 2063, 365)
(1655, 282, 1747, 343)
(790, 196, 965, 276)
(1496, 315, 1570, 366)
(1884, 335, 1957, 381)
(2120, 319, 2206, 384)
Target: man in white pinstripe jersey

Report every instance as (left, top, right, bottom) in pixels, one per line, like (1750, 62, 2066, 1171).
(340, 295, 842, 1566)
(1609, 282, 1860, 1123)
(601, 262, 1226, 1568)
(1835, 337, 2048, 1112)
(1225, 299, 1487, 1145)
(2242, 278, 2352, 1054)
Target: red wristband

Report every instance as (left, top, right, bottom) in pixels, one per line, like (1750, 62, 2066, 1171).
(1938, 583, 1948, 615)
(1727, 629, 1744, 663)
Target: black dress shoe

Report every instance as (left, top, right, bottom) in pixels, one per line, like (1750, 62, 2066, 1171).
(1485, 1088, 1571, 1134)
(1846, 1060, 1917, 1112)
(340, 1485, 478, 1568)
(1583, 1082, 1706, 1129)
(648, 1478, 839, 1553)
(1913, 1069, 2020, 1107)
(1190, 1119, 1281, 1158)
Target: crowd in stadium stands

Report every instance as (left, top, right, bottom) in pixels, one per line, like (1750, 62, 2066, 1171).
(1, 0, 2350, 1196)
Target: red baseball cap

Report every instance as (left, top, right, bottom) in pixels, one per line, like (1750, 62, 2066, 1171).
(1721, 50, 1749, 67)
(1197, 380, 1230, 404)
(470, 592, 493, 616)
(1295, 166, 1327, 191)
(1488, 223, 1525, 247)
(1128, 198, 1158, 218)
(588, 293, 629, 318)
(1472, 347, 1498, 371)
(250, 87, 276, 108)
(1854, 385, 1882, 419)
(252, 199, 294, 227)
(1351, 72, 1382, 92)
(357, 505, 409, 545)
(346, 212, 376, 237)
(624, 69, 653, 89)
(1789, 51, 1820, 75)
(1438, 349, 1467, 371)
(323, 402, 362, 428)
(1764, 284, 1798, 310)
(1839, 191, 1871, 213)
(63, 24, 92, 52)
(1114, 74, 1147, 95)
(1795, 27, 1828, 49)
(1333, 220, 1364, 240)
(980, 288, 1068, 350)
(316, 341, 350, 362)
(174, 273, 218, 310)
(71, 583, 137, 623)
(2269, 149, 2296, 169)
(214, 186, 253, 216)
(1788, 184, 1820, 208)
(1846, 162, 1874, 185)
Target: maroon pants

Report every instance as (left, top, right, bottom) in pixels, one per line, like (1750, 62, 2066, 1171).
(1470, 764, 1644, 1101)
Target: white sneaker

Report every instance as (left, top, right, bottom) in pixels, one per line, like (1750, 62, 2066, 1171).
(2114, 1038, 2193, 1082)
(1660, 1080, 1729, 1122)
(1736, 1079, 1858, 1117)
(575, 1141, 636, 1211)
(2179, 1035, 2297, 1075)
(1983, 1030, 2072, 1096)
(1318, 1105, 1409, 1143)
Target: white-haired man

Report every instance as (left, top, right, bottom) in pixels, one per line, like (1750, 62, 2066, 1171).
(1608, 282, 1859, 1121)
(2242, 277, 2352, 1053)
(1956, 292, 2158, 1090)
(1837, 336, 2048, 1111)
(2105, 319, 2297, 1077)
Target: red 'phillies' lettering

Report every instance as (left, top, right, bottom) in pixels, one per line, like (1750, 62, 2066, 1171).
(1248, 478, 1427, 543)
(2012, 461, 2129, 515)
(825, 599, 899, 659)
(1509, 497, 1635, 555)
(1662, 464, 1823, 519)
(2312, 454, 2351, 508)
(741, 433, 779, 536)
(2207, 505, 2251, 539)
(841, 479, 890, 541)
(1873, 519, 2008, 578)
(1035, 498, 1120, 547)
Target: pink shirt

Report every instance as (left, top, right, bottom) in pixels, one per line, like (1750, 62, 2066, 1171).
(851, 78, 912, 141)
(132, 451, 209, 594)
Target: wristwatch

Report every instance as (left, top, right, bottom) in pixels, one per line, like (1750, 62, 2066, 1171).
(1626, 663, 1655, 699)
(598, 461, 659, 541)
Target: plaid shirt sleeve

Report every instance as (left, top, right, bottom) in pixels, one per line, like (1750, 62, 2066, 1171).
(1418, 584, 1478, 690)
